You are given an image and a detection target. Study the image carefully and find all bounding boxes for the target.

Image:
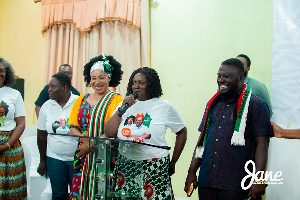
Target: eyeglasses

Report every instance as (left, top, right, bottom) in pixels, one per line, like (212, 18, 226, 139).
(0, 69, 6, 74)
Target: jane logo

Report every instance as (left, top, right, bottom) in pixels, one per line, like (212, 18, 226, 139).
(241, 160, 283, 190)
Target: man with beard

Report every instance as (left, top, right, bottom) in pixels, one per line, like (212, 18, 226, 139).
(236, 54, 272, 116)
(185, 58, 273, 200)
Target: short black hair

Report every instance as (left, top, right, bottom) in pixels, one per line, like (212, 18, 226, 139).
(126, 67, 163, 99)
(52, 72, 71, 90)
(125, 115, 136, 125)
(83, 55, 123, 87)
(59, 64, 71, 69)
(221, 58, 244, 75)
(0, 57, 16, 87)
(237, 54, 251, 68)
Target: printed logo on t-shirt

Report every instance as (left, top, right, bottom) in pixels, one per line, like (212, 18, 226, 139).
(52, 118, 70, 134)
(121, 113, 152, 143)
(0, 101, 9, 127)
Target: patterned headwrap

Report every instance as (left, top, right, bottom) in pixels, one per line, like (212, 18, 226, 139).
(90, 53, 114, 77)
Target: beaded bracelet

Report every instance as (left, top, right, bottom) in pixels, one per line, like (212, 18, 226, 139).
(6, 143, 10, 151)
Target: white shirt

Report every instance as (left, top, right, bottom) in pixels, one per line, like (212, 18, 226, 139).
(0, 86, 25, 131)
(130, 124, 150, 137)
(116, 98, 185, 160)
(37, 93, 78, 161)
(56, 126, 70, 134)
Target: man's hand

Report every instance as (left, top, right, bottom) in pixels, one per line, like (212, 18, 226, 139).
(249, 183, 265, 199)
(184, 171, 198, 195)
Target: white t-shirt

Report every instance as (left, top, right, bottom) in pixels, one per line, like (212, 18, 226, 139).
(37, 93, 78, 161)
(0, 86, 25, 131)
(116, 98, 185, 160)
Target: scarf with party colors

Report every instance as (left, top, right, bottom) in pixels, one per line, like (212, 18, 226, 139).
(79, 91, 117, 200)
(195, 84, 252, 158)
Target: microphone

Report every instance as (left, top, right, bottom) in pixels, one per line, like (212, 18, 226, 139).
(118, 92, 138, 117)
(244, 195, 252, 200)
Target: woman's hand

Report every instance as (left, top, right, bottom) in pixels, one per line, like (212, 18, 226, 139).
(270, 120, 284, 138)
(121, 94, 137, 108)
(37, 160, 47, 177)
(169, 160, 176, 176)
(0, 144, 9, 154)
(75, 138, 95, 158)
(75, 145, 89, 158)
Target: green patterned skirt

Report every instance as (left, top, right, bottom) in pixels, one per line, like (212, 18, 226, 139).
(0, 131, 27, 199)
(114, 154, 174, 200)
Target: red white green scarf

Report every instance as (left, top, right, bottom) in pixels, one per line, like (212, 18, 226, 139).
(79, 91, 117, 200)
(195, 84, 252, 158)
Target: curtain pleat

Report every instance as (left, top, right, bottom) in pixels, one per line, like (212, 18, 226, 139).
(41, 0, 141, 34)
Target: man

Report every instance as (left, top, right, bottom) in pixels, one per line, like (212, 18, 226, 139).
(185, 58, 273, 200)
(35, 64, 80, 118)
(236, 54, 272, 116)
(56, 119, 70, 134)
(130, 115, 151, 140)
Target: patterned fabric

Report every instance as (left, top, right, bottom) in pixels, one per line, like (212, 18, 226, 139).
(0, 132, 27, 199)
(114, 154, 174, 200)
(73, 94, 93, 133)
(69, 94, 93, 199)
(69, 93, 123, 200)
(80, 92, 121, 200)
(197, 84, 250, 150)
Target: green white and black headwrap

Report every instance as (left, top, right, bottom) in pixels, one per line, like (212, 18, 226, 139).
(90, 53, 114, 77)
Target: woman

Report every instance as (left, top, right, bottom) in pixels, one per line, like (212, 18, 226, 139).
(0, 57, 26, 199)
(37, 72, 79, 199)
(68, 54, 123, 200)
(105, 67, 187, 199)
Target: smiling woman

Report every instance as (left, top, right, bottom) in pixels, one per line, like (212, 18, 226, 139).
(68, 53, 124, 200)
(0, 57, 27, 199)
(105, 67, 187, 199)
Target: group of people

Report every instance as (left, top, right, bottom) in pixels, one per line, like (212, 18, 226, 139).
(0, 53, 295, 200)
(33, 54, 187, 200)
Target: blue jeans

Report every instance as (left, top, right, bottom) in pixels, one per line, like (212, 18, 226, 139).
(47, 156, 73, 200)
(198, 187, 258, 200)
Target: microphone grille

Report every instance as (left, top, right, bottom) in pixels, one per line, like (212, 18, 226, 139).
(132, 92, 138, 99)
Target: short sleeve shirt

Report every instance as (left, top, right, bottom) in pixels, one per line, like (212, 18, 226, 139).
(116, 98, 186, 160)
(197, 93, 273, 192)
(37, 93, 78, 161)
(0, 86, 25, 131)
